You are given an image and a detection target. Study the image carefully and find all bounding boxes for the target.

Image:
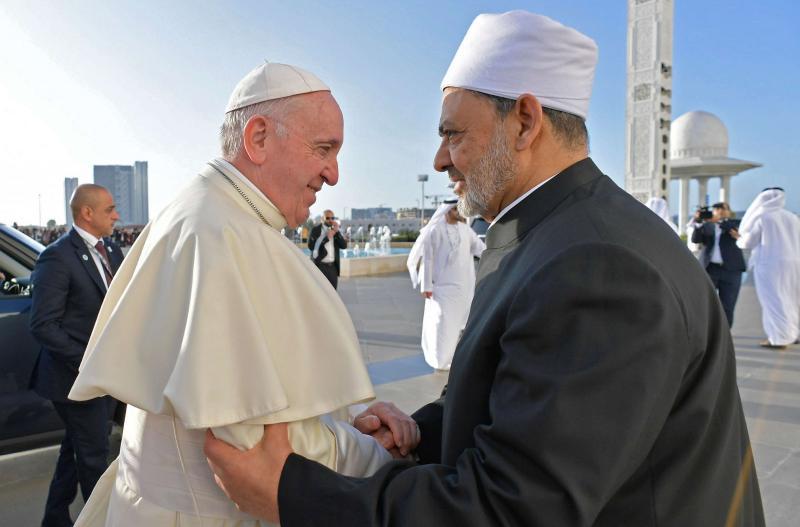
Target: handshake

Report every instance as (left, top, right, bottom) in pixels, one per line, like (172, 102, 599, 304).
(352, 401, 421, 457)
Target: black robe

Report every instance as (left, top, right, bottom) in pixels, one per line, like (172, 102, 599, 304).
(279, 158, 764, 526)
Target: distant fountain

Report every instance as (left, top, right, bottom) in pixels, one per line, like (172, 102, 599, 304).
(379, 226, 392, 255)
(368, 226, 377, 248)
(339, 227, 397, 259)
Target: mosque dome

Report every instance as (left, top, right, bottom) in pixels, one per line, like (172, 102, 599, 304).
(670, 111, 729, 159)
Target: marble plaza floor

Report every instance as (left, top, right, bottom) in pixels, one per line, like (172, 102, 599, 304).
(1, 272, 798, 525)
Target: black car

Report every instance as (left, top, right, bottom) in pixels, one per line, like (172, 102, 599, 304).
(470, 216, 489, 242)
(0, 224, 64, 454)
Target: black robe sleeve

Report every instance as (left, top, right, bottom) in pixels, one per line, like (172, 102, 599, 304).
(278, 243, 703, 526)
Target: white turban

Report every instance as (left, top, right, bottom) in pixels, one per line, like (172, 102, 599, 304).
(441, 10, 598, 119)
(226, 62, 329, 113)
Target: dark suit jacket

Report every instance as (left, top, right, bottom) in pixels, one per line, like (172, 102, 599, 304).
(691, 220, 746, 272)
(307, 224, 347, 275)
(278, 158, 763, 526)
(29, 228, 124, 402)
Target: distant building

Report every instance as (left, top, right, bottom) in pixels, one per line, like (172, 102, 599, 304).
(351, 207, 393, 220)
(396, 207, 436, 220)
(93, 161, 149, 225)
(64, 177, 79, 227)
(132, 161, 149, 226)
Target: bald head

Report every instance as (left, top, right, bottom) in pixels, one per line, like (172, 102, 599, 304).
(70, 184, 119, 237)
(70, 184, 108, 218)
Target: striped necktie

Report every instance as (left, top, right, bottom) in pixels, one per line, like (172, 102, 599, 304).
(94, 241, 114, 285)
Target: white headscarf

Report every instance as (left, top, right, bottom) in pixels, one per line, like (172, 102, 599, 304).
(739, 188, 786, 234)
(407, 202, 456, 289)
(645, 197, 679, 234)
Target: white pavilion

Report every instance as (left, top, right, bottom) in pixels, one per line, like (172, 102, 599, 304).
(670, 110, 761, 234)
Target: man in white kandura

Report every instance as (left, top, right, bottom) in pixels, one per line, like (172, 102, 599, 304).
(407, 200, 485, 370)
(68, 62, 416, 526)
(645, 196, 679, 234)
(736, 187, 800, 349)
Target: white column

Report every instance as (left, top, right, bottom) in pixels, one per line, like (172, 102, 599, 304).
(719, 175, 731, 204)
(679, 177, 690, 235)
(697, 178, 708, 206)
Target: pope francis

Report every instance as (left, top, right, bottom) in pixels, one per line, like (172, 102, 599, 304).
(67, 63, 400, 526)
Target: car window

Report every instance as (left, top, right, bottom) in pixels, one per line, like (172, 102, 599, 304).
(470, 217, 489, 237)
(0, 265, 31, 297)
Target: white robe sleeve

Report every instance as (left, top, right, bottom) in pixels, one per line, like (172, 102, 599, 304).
(736, 218, 762, 250)
(211, 409, 391, 478)
(470, 229, 486, 258)
(421, 234, 435, 293)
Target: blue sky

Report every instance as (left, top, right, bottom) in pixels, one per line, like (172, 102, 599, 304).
(1, 0, 797, 226)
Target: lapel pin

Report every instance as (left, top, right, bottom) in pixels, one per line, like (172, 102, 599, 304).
(107, 246, 113, 253)
(82, 254, 89, 261)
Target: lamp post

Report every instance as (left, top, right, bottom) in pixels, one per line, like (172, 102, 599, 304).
(417, 174, 428, 230)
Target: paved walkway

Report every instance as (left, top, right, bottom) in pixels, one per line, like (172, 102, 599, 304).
(1, 272, 798, 525)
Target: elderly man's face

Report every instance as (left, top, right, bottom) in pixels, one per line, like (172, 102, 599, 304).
(434, 88, 516, 219)
(265, 92, 344, 228)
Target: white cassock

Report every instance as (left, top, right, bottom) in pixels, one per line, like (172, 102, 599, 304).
(737, 189, 800, 346)
(408, 205, 485, 370)
(69, 159, 391, 527)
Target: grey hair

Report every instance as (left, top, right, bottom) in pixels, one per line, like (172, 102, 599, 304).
(468, 90, 589, 151)
(219, 98, 293, 159)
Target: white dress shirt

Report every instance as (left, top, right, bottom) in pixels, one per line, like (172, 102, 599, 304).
(73, 224, 111, 289)
(321, 226, 337, 264)
(710, 223, 724, 264)
(489, 173, 558, 229)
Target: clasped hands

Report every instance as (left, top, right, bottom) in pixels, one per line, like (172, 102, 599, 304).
(203, 401, 419, 522)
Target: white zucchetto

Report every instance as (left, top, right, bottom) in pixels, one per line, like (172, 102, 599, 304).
(441, 10, 598, 119)
(225, 62, 330, 113)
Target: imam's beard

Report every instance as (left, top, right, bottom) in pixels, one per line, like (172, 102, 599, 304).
(456, 127, 516, 218)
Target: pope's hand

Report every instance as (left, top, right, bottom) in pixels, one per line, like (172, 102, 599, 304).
(204, 424, 292, 523)
(422, 291, 433, 299)
(353, 401, 420, 456)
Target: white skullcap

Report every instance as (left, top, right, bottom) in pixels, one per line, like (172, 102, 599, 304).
(441, 11, 598, 119)
(225, 62, 330, 113)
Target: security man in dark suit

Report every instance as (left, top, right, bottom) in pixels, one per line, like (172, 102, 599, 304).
(30, 184, 124, 527)
(307, 209, 347, 289)
(691, 202, 746, 326)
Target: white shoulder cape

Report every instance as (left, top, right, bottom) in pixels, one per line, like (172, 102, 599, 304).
(69, 163, 375, 428)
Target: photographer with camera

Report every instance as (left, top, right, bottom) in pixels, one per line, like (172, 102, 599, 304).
(308, 209, 348, 289)
(691, 202, 745, 326)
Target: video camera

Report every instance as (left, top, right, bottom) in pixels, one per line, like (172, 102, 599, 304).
(696, 206, 713, 221)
